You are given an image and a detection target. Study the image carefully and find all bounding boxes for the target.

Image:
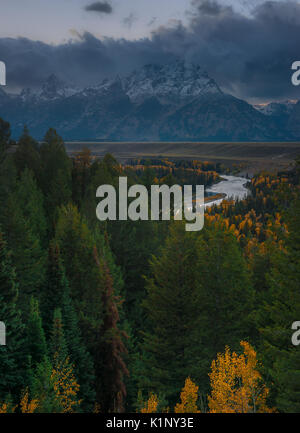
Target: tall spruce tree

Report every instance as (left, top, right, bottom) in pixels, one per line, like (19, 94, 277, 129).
(0, 230, 25, 401)
(94, 251, 129, 412)
(41, 242, 68, 337)
(15, 168, 48, 246)
(14, 126, 41, 180)
(40, 128, 72, 225)
(141, 222, 203, 405)
(25, 297, 48, 369)
(259, 189, 300, 412)
(195, 223, 255, 393)
(1, 193, 46, 310)
(41, 240, 96, 411)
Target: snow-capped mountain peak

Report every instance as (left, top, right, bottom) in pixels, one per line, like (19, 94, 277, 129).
(253, 100, 297, 116)
(122, 60, 222, 104)
(20, 74, 80, 102)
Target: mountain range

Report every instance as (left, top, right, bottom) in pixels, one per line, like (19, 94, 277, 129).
(0, 60, 299, 141)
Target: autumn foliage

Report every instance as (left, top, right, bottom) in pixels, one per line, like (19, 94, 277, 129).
(174, 377, 200, 413)
(208, 341, 273, 413)
(140, 394, 159, 413)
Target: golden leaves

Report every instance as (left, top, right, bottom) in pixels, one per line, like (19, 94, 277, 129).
(174, 377, 200, 413)
(51, 352, 81, 413)
(141, 394, 159, 413)
(208, 341, 275, 413)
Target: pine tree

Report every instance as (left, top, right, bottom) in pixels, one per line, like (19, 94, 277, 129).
(40, 128, 72, 225)
(192, 224, 255, 394)
(0, 230, 25, 401)
(141, 222, 203, 405)
(50, 309, 68, 363)
(55, 204, 104, 344)
(41, 240, 96, 411)
(49, 309, 81, 413)
(0, 193, 46, 310)
(14, 126, 41, 179)
(259, 190, 300, 412)
(41, 242, 68, 337)
(0, 117, 12, 163)
(30, 356, 61, 413)
(61, 283, 96, 412)
(25, 297, 48, 369)
(94, 252, 129, 412)
(15, 168, 48, 245)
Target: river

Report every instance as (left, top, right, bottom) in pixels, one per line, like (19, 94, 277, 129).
(205, 175, 250, 208)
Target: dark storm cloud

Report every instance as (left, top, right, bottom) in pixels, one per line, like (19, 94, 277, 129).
(84, 1, 112, 14)
(193, 0, 231, 15)
(1, 1, 300, 101)
(150, 0, 300, 100)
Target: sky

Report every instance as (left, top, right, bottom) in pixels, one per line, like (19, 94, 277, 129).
(0, 0, 300, 102)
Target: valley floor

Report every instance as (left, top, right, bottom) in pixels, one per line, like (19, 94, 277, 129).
(65, 141, 300, 174)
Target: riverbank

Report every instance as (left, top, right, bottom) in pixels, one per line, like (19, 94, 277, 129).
(204, 175, 250, 208)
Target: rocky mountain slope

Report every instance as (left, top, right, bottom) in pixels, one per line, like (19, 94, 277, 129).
(0, 61, 298, 141)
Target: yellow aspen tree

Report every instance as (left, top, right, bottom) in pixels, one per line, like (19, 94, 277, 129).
(19, 388, 39, 413)
(51, 353, 81, 413)
(140, 394, 159, 413)
(0, 403, 16, 413)
(174, 377, 200, 413)
(208, 341, 274, 413)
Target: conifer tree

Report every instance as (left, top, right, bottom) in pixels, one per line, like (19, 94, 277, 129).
(0, 118, 12, 163)
(141, 222, 202, 405)
(49, 309, 81, 413)
(41, 242, 68, 336)
(25, 297, 48, 369)
(94, 252, 129, 412)
(41, 241, 96, 411)
(61, 283, 96, 412)
(0, 193, 46, 310)
(55, 204, 104, 343)
(30, 356, 60, 413)
(195, 223, 255, 391)
(14, 126, 41, 179)
(259, 190, 300, 412)
(0, 230, 25, 401)
(39, 128, 72, 224)
(15, 168, 48, 245)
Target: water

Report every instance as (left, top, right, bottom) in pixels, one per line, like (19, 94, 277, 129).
(205, 175, 249, 208)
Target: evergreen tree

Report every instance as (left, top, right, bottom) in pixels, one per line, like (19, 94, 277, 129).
(141, 222, 203, 405)
(0, 230, 25, 400)
(49, 308, 81, 413)
(25, 297, 48, 369)
(14, 126, 41, 179)
(40, 128, 72, 225)
(94, 253, 129, 412)
(41, 240, 96, 410)
(0, 193, 46, 310)
(0, 118, 12, 163)
(195, 223, 254, 392)
(15, 168, 48, 245)
(41, 242, 68, 337)
(55, 204, 104, 343)
(30, 356, 60, 413)
(50, 309, 68, 363)
(61, 283, 96, 412)
(259, 191, 300, 412)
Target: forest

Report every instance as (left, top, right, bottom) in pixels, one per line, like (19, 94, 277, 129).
(0, 116, 300, 413)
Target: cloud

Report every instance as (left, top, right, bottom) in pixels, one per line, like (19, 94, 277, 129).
(84, 1, 112, 14)
(148, 17, 157, 27)
(123, 13, 137, 29)
(192, 0, 231, 15)
(1, 1, 300, 101)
